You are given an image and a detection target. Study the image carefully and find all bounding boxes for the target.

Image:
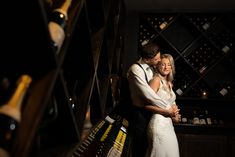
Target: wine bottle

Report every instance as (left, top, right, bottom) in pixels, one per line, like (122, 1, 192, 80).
(180, 112, 188, 124)
(192, 110, 200, 125)
(199, 110, 206, 125)
(205, 110, 212, 125)
(0, 75, 32, 157)
(48, 0, 72, 55)
(159, 16, 173, 30)
(141, 34, 155, 46)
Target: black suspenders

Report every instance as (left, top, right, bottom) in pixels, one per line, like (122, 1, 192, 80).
(136, 62, 149, 83)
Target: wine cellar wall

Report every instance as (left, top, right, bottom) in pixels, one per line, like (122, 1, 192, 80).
(138, 13, 235, 100)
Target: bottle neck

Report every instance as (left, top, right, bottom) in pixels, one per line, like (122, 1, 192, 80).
(53, 0, 72, 20)
(7, 75, 32, 109)
(0, 75, 32, 122)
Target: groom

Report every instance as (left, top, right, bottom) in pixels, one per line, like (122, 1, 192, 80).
(127, 42, 179, 157)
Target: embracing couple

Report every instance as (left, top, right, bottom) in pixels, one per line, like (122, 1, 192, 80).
(127, 42, 181, 157)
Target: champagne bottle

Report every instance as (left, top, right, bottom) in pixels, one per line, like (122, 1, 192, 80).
(0, 75, 32, 157)
(48, 0, 72, 55)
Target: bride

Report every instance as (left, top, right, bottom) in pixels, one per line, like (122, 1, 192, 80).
(145, 53, 181, 157)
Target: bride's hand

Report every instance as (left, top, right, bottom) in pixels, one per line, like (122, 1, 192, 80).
(172, 105, 180, 117)
(172, 114, 181, 123)
(167, 106, 180, 118)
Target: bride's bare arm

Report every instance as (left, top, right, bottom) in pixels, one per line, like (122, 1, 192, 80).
(147, 75, 180, 118)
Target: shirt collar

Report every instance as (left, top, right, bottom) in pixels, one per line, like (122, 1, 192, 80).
(138, 58, 151, 70)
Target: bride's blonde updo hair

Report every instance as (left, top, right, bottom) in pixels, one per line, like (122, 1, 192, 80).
(156, 53, 175, 83)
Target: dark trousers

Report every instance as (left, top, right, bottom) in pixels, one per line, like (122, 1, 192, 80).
(128, 106, 152, 157)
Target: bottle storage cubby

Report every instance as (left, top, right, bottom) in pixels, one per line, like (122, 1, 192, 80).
(185, 13, 219, 32)
(206, 18, 235, 54)
(185, 79, 216, 99)
(161, 15, 200, 52)
(138, 12, 235, 100)
(176, 98, 235, 127)
(203, 58, 235, 99)
(183, 37, 223, 75)
(138, 16, 159, 46)
(142, 13, 177, 32)
(178, 108, 225, 126)
(173, 57, 200, 96)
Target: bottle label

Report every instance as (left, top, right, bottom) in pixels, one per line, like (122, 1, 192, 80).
(220, 88, 228, 96)
(159, 22, 167, 30)
(48, 21, 65, 54)
(202, 23, 210, 30)
(141, 39, 149, 46)
(176, 88, 183, 95)
(222, 45, 230, 53)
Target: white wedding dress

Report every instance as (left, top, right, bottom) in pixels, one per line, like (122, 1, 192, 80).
(145, 77, 180, 157)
